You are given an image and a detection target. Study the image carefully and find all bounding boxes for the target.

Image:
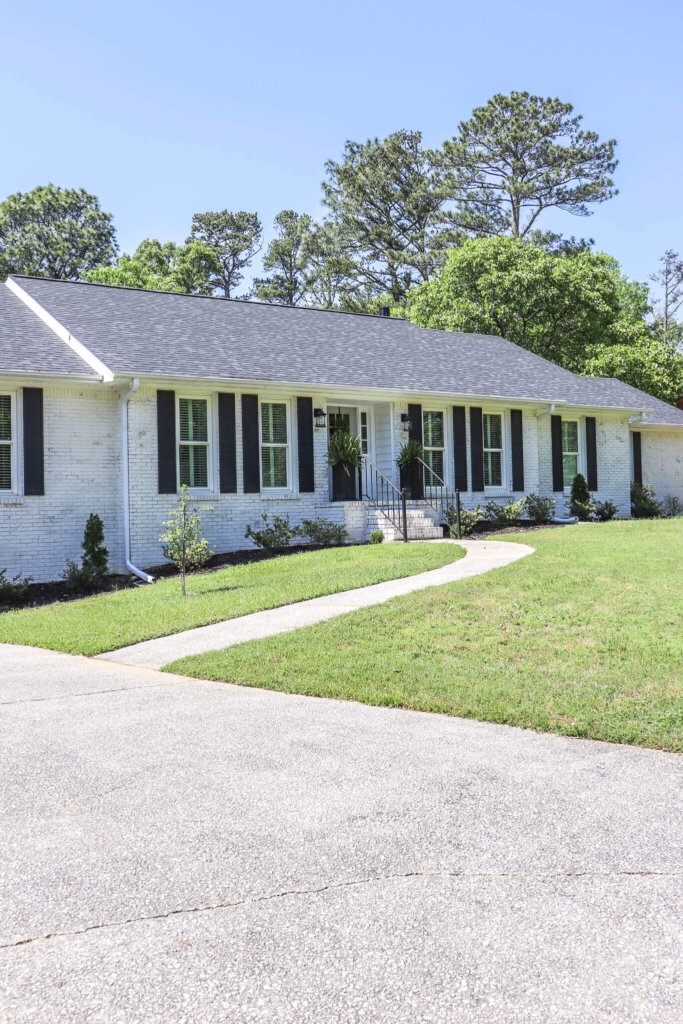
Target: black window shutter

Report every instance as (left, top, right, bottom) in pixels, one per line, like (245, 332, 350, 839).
(297, 397, 314, 493)
(218, 393, 237, 493)
(510, 409, 525, 492)
(402, 403, 423, 498)
(551, 414, 564, 492)
(632, 431, 642, 485)
(585, 416, 598, 491)
(157, 390, 176, 493)
(469, 407, 484, 491)
(22, 387, 44, 496)
(452, 406, 468, 491)
(408, 403, 422, 443)
(241, 394, 260, 493)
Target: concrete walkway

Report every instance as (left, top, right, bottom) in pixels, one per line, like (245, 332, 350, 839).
(99, 538, 534, 669)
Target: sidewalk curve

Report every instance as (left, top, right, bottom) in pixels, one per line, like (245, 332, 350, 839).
(98, 539, 533, 670)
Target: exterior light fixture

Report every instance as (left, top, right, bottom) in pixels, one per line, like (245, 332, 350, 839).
(401, 413, 412, 433)
(314, 407, 327, 428)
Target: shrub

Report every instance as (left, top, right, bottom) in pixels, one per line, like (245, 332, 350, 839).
(61, 513, 111, 594)
(483, 496, 527, 528)
(369, 529, 384, 544)
(245, 513, 300, 553)
(631, 482, 663, 519)
(525, 493, 555, 524)
(662, 495, 682, 518)
(300, 518, 348, 547)
(160, 486, 214, 596)
(82, 513, 109, 583)
(447, 504, 484, 537)
(570, 474, 595, 521)
(0, 568, 33, 606)
(593, 499, 618, 522)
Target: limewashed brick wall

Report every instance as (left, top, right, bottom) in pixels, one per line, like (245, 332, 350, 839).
(0, 381, 125, 583)
(640, 431, 683, 503)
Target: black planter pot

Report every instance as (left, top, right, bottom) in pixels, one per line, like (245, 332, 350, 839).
(399, 462, 423, 500)
(332, 462, 358, 501)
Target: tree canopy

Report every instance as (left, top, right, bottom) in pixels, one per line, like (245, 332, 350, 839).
(322, 130, 454, 305)
(189, 210, 262, 297)
(434, 92, 618, 238)
(0, 184, 117, 280)
(582, 339, 683, 407)
(254, 211, 313, 305)
(406, 236, 649, 370)
(84, 238, 220, 294)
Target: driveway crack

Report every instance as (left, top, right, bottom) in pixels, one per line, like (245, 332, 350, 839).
(1, 868, 679, 951)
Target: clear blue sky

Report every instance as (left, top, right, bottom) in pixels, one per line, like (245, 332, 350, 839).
(3, 0, 682, 291)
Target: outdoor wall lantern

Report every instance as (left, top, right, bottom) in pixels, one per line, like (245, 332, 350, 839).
(314, 408, 327, 428)
(401, 413, 412, 433)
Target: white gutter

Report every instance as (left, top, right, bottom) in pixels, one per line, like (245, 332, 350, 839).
(121, 378, 154, 583)
(536, 403, 556, 420)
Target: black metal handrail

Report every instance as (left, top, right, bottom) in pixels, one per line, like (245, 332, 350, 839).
(360, 456, 408, 541)
(415, 456, 462, 538)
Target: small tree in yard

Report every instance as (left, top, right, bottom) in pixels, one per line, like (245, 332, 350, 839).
(82, 513, 109, 583)
(159, 486, 214, 596)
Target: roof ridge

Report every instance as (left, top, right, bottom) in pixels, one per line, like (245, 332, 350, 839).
(10, 275, 408, 322)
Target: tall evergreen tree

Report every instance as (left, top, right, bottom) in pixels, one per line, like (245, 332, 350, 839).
(254, 211, 312, 305)
(85, 238, 219, 294)
(434, 92, 618, 238)
(322, 130, 453, 305)
(189, 210, 262, 297)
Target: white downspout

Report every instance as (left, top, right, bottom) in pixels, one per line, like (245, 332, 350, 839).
(121, 379, 155, 583)
(536, 403, 556, 420)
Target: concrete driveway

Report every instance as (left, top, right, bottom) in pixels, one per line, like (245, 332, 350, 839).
(1, 643, 681, 1023)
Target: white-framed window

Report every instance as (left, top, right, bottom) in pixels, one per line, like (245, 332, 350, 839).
(260, 400, 290, 490)
(483, 412, 503, 488)
(0, 392, 16, 493)
(177, 396, 211, 490)
(360, 410, 369, 455)
(423, 409, 445, 487)
(561, 420, 579, 489)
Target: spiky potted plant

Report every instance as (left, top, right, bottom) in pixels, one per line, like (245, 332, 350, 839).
(395, 439, 424, 499)
(327, 427, 362, 501)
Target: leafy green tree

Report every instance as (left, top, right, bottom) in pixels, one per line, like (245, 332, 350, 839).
(434, 92, 618, 238)
(85, 238, 220, 294)
(189, 210, 262, 297)
(582, 338, 683, 405)
(322, 130, 453, 305)
(254, 210, 313, 305)
(407, 236, 648, 369)
(0, 184, 117, 280)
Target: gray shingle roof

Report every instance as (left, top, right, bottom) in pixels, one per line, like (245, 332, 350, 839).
(4, 276, 683, 428)
(581, 377, 683, 427)
(0, 284, 97, 377)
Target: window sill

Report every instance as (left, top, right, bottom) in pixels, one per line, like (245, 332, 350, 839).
(0, 494, 23, 505)
(261, 491, 300, 501)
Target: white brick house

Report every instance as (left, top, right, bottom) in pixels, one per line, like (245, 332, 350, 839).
(1, 275, 682, 583)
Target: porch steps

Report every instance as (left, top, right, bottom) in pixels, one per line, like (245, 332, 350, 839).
(365, 505, 444, 542)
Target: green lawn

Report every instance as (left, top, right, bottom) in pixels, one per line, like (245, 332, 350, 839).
(0, 543, 462, 656)
(167, 521, 683, 752)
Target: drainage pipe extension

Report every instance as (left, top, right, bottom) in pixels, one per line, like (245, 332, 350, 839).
(121, 378, 155, 583)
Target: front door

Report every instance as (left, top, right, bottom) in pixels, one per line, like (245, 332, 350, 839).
(328, 406, 359, 500)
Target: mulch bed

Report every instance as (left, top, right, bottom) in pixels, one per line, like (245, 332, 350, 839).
(1, 545, 310, 612)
